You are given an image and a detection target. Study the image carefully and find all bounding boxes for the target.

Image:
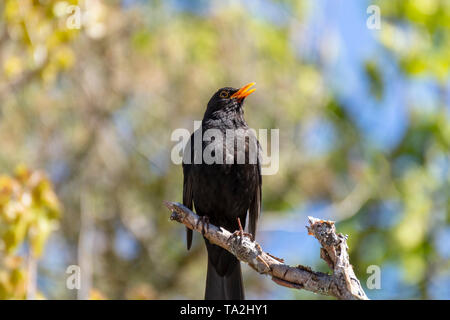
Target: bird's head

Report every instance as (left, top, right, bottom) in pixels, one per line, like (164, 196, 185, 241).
(204, 83, 255, 118)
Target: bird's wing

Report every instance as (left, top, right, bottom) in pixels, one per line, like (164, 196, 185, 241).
(249, 143, 262, 239)
(182, 134, 195, 250)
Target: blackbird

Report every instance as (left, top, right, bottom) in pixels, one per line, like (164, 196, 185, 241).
(182, 83, 261, 300)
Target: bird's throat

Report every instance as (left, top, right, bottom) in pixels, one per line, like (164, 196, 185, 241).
(204, 107, 247, 129)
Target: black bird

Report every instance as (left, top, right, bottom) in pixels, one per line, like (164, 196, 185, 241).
(182, 83, 261, 300)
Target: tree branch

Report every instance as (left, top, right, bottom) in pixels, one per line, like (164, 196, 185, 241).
(163, 201, 368, 300)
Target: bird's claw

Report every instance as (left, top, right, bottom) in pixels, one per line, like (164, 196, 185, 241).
(196, 215, 210, 236)
(229, 229, 252, 245)
(228, 230, 241, 245)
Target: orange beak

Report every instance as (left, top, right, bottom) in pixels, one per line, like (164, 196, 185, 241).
(230, 82, 256, 101)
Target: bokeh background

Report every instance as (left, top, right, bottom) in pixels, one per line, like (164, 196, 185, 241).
(0, 0, 449, 300)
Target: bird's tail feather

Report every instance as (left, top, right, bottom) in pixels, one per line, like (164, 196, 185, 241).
(205, 258, 244, 300)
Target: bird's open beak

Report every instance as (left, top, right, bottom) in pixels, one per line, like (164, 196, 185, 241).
(231, 82, 256, 101)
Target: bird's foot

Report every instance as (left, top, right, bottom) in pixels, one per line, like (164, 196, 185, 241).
(196, 215, 210, 236)
(231, 217, 253, 244)
(229, 230, 253, 245)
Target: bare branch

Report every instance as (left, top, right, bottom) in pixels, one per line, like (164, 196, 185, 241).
(163, 201, 368, 300)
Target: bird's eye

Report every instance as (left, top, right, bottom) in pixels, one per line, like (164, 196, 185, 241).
(219, 91, 229, 99)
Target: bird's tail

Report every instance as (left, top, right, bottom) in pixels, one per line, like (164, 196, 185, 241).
(205, 255, 244, 300)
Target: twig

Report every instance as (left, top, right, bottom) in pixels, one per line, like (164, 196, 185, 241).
(163, 201, 368, 300)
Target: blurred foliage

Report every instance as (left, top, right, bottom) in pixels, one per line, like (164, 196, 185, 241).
(0, 166, 60, 299)
(378, 0, 450, 82)
(2, 0, 80, 83)
(0, 0, 448, 299)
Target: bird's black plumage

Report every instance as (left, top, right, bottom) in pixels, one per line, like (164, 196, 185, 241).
(182, 85, 261, 300)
